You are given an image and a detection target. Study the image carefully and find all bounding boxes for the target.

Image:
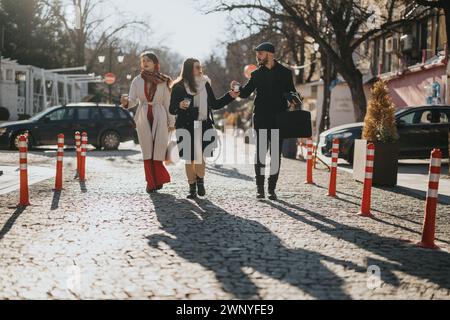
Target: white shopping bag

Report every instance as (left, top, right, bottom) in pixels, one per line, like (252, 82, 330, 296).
(165, 132, 180, 165)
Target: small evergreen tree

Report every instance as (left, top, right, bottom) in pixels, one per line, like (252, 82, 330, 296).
(363, 80, 399, 143)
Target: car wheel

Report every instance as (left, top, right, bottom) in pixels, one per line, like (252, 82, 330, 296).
(101, 131, 120, 150)
(11, 132, 33, 150)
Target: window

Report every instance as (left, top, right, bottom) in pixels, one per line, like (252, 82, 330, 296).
(400, 109, 449, 125)
(64, 108, 75, 121)
(101, 108, 117, 119)
(399, 112, 416, 125)
(420, 110, 448, 124)
(45, 108, 66, 121)
(91, 108, 101, 120)
(77, 108, 90, 121)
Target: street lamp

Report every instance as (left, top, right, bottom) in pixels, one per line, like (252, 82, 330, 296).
(97, 46, 125, 103)
(126, 74, 132, 81)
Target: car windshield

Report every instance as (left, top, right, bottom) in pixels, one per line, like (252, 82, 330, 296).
(29, 106, 61, 121)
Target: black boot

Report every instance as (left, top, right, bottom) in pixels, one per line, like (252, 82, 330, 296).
(268, 177, 278, 201)
(256, 176, 265, 199)
(197, 177, 206, 197)
(187, 183, 197, 199)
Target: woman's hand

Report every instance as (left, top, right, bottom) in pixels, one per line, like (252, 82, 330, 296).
(168, 126, 176, 132)
(179, 100, 190, 110)
(120, 95, 129, 108)
(230, 80, 239, 90)
(229, 90, 240, 99)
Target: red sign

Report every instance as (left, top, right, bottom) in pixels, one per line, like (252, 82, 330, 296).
(104, 72, 116, 85)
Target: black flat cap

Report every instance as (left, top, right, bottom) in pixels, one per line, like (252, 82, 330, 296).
(254, 42, 275, 53)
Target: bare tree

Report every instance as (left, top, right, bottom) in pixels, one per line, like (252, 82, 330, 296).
(42, 0, 150, 69)
(206, 0, 416, 122)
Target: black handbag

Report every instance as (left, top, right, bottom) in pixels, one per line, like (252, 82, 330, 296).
(276, 109, 312, 139)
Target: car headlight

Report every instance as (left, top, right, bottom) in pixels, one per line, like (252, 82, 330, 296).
(332, 132, 353, 139)
(0, 128, 8, 136)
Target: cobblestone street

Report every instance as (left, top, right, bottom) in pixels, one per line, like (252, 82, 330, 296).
(1, 137, 450, 300)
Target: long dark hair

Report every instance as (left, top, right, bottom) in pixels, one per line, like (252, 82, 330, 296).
(173, 58, 200, 94)
(140, 51, 160, 73)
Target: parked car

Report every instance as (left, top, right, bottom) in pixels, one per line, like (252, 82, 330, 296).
(0, 103, 137, 150)
(319, 105, 450, 164)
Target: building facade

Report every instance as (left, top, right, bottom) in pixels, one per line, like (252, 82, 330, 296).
(0, 57, 90, 121)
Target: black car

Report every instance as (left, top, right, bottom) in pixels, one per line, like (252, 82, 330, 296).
(319, 105, 450, 163)
(0, 103, 136, 150)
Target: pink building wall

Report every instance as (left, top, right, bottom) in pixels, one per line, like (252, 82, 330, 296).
(386, 65, 446, 108)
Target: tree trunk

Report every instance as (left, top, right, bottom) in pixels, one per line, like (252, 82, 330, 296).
(318, 75, 332, 134)
(318, 51, 336, 133)
(342, 70, 367, 122)
(333, 56, 367, 122)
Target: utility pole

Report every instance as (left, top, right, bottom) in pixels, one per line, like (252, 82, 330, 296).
(109, 44, 113, 104)
(0, 25, 5, 83)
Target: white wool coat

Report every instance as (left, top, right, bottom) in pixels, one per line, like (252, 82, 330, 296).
(128, 75, 175, 161)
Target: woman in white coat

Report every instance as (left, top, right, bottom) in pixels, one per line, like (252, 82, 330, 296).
(121, 51, 175, 193)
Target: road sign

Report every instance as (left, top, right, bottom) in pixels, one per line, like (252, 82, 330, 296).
(104, 73, 116, 85)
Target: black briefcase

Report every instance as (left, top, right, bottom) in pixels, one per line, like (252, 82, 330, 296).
(276, 110, 312, 139)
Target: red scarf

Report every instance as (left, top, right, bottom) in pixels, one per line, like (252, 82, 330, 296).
(141, 70, 172, 102)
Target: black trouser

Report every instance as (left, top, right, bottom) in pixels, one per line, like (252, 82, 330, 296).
(254, 128, 283, 189)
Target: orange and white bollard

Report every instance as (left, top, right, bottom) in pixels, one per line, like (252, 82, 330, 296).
(75, 132, 81, 178)
(305, 137, 314, 184)
(54, 134, 64, 191)
(18, 135, 30, 207)
(359, 143, 375, 217)
(79, 132, 88, 182)
(328, 139, 340, 197)
(417, 149, 442, 249)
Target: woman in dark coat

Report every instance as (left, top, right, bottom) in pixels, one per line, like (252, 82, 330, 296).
(170, 58, 238, 199)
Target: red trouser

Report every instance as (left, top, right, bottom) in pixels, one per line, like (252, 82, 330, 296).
(144, 104, 170, 189)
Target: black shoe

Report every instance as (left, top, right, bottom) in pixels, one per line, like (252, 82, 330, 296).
(146, 186, 157, 194)
(256, 176, 265, 199)
(197, 178, 206, 197)
(268, 191, 278, 201)
(187, 183, 197, 199)
(268, 177, 278, 200)
(257, 185, 266, 199)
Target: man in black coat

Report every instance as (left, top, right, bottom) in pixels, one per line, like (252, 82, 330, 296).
(231, 42, 299, 200)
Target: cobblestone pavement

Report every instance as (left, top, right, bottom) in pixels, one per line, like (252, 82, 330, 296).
(1, 137, 450, 300)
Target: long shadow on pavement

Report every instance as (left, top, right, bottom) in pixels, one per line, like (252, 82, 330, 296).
(267, 199, 450, 292)
(147, 194, 365, 299)
(0, 207, 26, 240)
(51, 191, 61, 210)
(206, 164, 254, 182)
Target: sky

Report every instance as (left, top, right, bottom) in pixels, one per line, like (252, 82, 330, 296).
(106, 0, 229, 60)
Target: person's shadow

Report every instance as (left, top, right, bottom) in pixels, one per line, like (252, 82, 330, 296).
(266, 199, 450, 292)
(147, 194, 365, 299)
